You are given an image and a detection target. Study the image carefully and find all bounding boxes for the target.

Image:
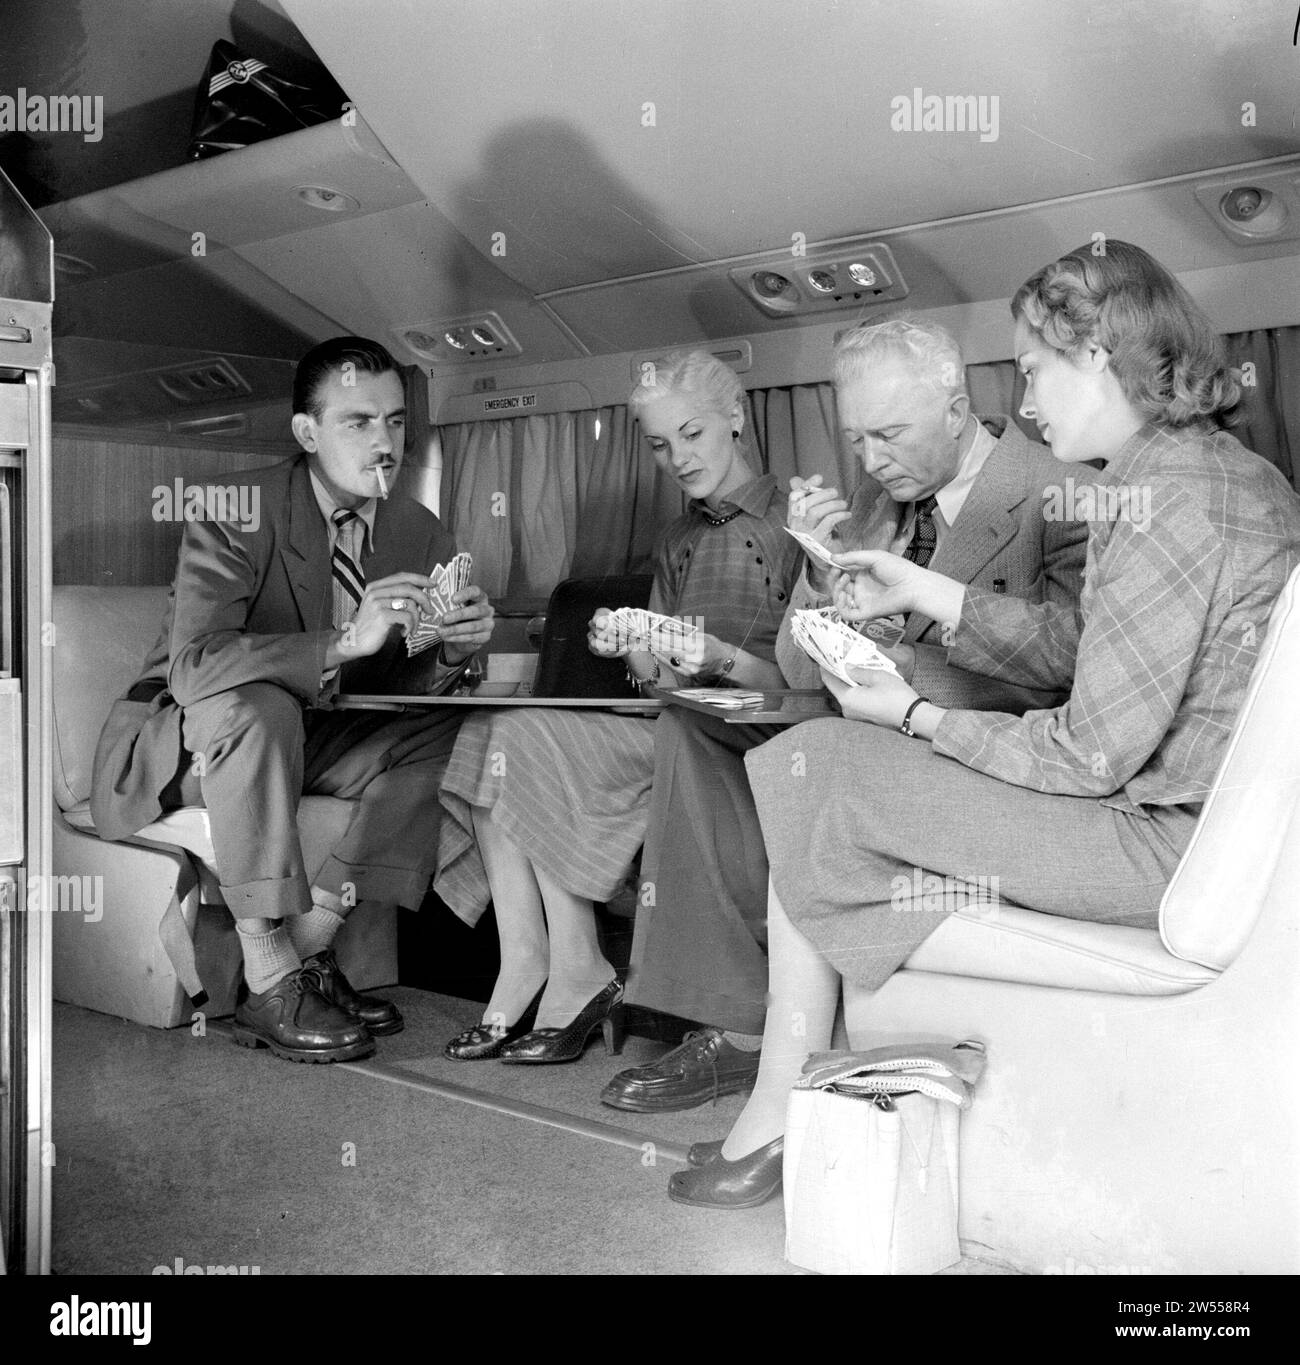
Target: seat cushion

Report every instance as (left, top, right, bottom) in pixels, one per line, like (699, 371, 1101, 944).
(1159, 564, 1300, 970)
(63, 795, 356, 885)
(52, 585, 171, 811)
(905, 901, 1218, 994)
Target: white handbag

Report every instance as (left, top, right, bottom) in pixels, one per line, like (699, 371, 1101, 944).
(783, 1042, 984, 1276)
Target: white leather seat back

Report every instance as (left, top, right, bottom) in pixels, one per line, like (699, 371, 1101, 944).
(52, 585, 171, 811)
(1159, 564, 1300, 970)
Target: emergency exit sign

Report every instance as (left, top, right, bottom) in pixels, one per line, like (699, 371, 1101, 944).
(483, 393, 537, 413)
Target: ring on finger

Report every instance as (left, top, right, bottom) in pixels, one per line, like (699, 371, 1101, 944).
(391, 598, 407, 610)
(669, 655, 682, 667)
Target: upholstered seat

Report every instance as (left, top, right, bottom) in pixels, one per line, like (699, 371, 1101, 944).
(845, 564, 1300, 1273)
(50, 585, 395, 1028)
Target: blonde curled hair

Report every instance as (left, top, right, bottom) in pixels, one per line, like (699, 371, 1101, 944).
(628, 350, 744, 423)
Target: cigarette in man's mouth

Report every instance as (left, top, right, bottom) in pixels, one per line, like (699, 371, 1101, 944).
(374, 464, 389, 499)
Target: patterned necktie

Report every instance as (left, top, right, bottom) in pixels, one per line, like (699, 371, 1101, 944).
(330, 508, 365, 628)
(902, 496, 939, 570)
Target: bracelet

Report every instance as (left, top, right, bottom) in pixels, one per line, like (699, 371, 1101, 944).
(628, 657, 660, 692)
(717, 647, 738, 680)
(899, 696, 930, 738)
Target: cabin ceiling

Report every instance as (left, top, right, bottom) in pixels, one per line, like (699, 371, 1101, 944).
(284, 0, 1296, 290)
(4, 0, 1299, 429)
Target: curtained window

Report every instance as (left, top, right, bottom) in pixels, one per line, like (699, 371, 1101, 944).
(438, 327, 1300, 604)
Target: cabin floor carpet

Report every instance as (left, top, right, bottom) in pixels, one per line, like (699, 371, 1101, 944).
(49, 992, 1010, 1276)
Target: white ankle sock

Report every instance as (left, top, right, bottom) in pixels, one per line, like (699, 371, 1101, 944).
(722, 1030, 764, 1052)
(237, 923, 301, 994)
(287, 905, 346, 960)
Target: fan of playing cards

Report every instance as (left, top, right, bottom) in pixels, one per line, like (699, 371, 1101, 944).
(784, 525, 840, 570)
(602, 607, 702, 661)
(791, 607, 899, 685)
(406, 552, 473, 656)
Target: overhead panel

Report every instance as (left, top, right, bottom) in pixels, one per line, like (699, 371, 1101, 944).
(283, 0, 1296, 315)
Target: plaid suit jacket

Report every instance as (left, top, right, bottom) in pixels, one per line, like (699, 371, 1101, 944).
(937, 423, 1300, 812)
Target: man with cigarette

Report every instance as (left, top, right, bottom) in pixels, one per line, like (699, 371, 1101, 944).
(91, 336, 495, 1063)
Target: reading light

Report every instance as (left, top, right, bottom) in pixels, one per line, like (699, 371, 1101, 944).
(752, 270, 792, 298)
(847, 262, 877, 287)
(808, 269, 838, 293)
(470, 326, 495, 346)
(444, 329, 469, 350)
(1220, 187, 1269, 222)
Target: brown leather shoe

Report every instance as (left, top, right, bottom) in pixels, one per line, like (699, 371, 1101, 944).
(600, 1028, 760, 1111)
(302, 949, 403, 1036)
(231, 968, 375, 1063)
(668, 1137, 784, 1209)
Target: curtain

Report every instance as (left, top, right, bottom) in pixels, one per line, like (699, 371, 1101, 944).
(438, 327, 1300, 603)
(746, 383, 848, 490)
(440, 406, 680, 603)
(1224, 327, 1300, 487)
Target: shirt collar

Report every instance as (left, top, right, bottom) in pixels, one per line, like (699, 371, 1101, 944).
(933, 416, 998, 527)
(308, 466, 378, 551)
(690, 471, 778, 521)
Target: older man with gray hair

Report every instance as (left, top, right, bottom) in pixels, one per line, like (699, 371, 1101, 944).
(602, 315, 1095, 1114)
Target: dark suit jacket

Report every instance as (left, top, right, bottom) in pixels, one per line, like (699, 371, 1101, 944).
(90, 456, 462, 841)
(776, 417, 1091, 712)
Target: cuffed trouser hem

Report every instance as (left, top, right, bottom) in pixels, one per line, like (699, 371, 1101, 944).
(312, 854, 431, 913)
(219, 871, 313, 920)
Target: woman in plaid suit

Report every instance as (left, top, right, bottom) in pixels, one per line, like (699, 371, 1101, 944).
(673, 240, 1300, 1208)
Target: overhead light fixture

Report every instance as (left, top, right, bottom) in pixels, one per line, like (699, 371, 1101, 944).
(1193, 168, 1299, 243)
(295, 185, 359, 213)
(1214, 185, 1287, 237)
(1221, 187, 1269, 222)
(731, 242, 907, 317)
(398, 311, 523, 364)
(751, 270, 792, 299)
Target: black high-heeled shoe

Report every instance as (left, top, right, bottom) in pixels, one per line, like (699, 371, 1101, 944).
(667, 1136, 784, 1209)
(443, 984, 545, 1061)
(498, 979, 624, 1064)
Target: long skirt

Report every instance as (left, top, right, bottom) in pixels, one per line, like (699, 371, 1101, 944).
(745, 719, 1200, 991)
(435, 707, 657, 926)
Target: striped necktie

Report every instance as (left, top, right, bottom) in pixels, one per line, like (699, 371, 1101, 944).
(902, 496, 939, 570)
(330, 508, 365, 628)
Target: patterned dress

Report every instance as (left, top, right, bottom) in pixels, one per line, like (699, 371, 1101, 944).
(435, 473, 800, 924)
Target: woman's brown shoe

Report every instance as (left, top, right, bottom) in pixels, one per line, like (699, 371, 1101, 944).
(667, 1136, 784, 1208)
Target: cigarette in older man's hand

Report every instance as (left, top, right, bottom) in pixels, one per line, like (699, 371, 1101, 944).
(374, 464, 389, 499)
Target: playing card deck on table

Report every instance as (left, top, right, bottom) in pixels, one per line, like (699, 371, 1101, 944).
(672, 688, 765, 709)
(406, 551, 473, 656)
(791, 607, 900, 685)
(603, 607, 702, 661)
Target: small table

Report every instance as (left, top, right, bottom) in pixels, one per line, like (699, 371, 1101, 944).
(655, 687, 839, 726)
(334, 692, 663, 715)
